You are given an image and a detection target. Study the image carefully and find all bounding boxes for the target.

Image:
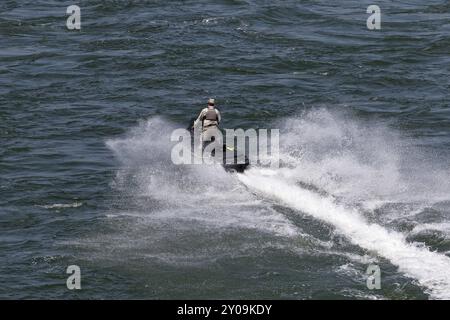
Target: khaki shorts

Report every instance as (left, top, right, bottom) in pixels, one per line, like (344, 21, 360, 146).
(201, 126, 222, 149)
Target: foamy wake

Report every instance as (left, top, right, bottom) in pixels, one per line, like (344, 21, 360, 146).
(238, 169, 450, 299)
(105, 111, 450, 298)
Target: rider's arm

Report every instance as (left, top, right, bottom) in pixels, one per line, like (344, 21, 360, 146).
(193, 108, 206, 127)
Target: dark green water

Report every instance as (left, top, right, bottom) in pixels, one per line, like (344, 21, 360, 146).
(1, 0, 450, 299)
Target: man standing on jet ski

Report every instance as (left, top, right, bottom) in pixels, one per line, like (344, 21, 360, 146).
(193, 98, 222, 150)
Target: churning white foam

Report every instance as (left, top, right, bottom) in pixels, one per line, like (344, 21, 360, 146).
(106, 116, 299, 238)
(238, 108, 450, 299)
(277, 108, 450, 208)
(411, 222, 450, 237)
(238, 169, 450, 299)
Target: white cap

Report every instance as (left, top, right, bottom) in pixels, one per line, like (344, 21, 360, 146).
(208, 98, 215, 105)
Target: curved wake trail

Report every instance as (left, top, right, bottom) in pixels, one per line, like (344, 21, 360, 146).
(238, 169, 450, 299)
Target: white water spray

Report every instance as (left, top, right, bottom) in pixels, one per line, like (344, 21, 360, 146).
(238, 108, 450, 299)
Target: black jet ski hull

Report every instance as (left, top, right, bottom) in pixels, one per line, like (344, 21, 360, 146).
(223, 163, 248, 173)
(221, 143, 250, 173)
(191, 143, 250, 173)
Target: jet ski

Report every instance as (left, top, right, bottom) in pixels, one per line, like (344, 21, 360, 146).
(188, 120, 250, 173)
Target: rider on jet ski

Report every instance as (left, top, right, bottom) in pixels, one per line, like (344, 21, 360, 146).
(193, 98, 221, 150)
(190, 98, 249, 172)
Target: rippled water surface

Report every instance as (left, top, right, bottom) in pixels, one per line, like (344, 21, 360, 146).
(1, 0, 450, 299)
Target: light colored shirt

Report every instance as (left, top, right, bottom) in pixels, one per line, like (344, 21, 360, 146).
(194, 107, 221, 130)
